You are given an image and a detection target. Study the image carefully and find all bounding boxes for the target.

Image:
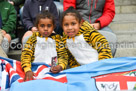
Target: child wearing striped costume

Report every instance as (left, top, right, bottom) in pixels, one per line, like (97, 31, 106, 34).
(21, 11, 68, 81)
(61, 7, 113, 68)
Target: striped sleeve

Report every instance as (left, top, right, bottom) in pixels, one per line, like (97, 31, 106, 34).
(90, 31, 113, 60)
(21, 32, 37, 73)
(82, 21, 113, 60)
(61, 34, 80, 68)
(55, 35, 68, 70)
(67, 49, 80, 68)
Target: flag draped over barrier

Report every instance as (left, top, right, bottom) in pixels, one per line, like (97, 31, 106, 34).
(0, 57, 136, 91)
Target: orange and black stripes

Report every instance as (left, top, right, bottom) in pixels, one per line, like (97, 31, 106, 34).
(62, 21, 113, 68)
(81, 21, 113, 60)
(21, 32, 68, 72)
(53, 35, 68, 70)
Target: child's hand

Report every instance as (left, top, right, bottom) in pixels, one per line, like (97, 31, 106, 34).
(50, 65, 62, 74)
(24, 71, 35, 81)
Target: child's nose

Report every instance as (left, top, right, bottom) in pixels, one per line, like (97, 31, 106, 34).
(68, 25, 72, 30)
(44, 27, 48, 30)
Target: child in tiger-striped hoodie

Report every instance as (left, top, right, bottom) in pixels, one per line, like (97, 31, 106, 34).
(61, 7, 113, 68)
(21, 11, 68, 81)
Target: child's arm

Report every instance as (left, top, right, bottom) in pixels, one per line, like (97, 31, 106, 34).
(21, 33, 37, 80)
(67, 49, 80, 68)
(21, 38, 35, 72)
(81, 21, 113, 60)
(53, 35, 68, 72)
(89, 30, 113, 60)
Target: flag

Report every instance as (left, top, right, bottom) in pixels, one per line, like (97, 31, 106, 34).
(0, 57, 67, 91)
(1, 57, 136, 91)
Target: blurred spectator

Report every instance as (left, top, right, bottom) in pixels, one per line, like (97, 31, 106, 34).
(22, 0, 63, 45)
(0, 0, 17, 57)
(0, 13, 2, 29)
(63, 0, 115, 32)
(8, 0, 25, 13)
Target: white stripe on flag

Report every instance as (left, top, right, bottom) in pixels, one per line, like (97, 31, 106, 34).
(35, 67, 50, 78)
(41, 74, 66, 79)
(13, 60, 16, 71)
(1, 70, 8, 90)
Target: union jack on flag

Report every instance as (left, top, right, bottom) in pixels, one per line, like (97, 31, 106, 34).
(0, 57, 67, 91)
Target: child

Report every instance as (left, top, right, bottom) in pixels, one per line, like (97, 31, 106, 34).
(61, 7, 113, 68)
(21, 11, 68, 81)
(63, 0, 117, 56)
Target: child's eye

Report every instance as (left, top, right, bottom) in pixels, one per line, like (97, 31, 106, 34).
(47, 24, 52, 27)
(71, 22, 76, 25)
(40, 24, 45, 27)
(64, 24, 68, 26)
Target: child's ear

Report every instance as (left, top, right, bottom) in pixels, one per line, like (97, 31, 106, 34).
(79, 20, 83, 27)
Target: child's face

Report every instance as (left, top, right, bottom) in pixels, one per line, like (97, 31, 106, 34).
(38, 18, 54, 37)
(62, 14, 81, 38)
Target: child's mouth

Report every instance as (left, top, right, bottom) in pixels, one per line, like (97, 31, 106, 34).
(45, 32, 48, 35)
(67, 31, 75, 35)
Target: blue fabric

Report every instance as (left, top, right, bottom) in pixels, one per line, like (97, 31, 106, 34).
(7, 57, 136, 91)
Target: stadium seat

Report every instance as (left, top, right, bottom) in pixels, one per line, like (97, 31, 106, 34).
(99, 31, 117, 57)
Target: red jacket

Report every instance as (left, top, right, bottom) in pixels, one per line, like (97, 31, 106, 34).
(63, 0, 115, 28)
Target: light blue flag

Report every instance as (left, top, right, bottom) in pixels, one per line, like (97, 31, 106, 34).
(1, 57, 136, 91)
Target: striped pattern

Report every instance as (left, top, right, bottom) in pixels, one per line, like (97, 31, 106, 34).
(0, 58, 67, 90)
(62, 21, 113, 68)
(21, 32, 68, 72)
